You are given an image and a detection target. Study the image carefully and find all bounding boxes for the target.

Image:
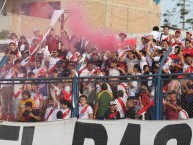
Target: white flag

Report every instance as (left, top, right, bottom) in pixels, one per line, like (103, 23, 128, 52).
(50, 10, 64, 27)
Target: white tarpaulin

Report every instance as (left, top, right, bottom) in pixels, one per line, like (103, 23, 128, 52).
(0, 118, 192, 145)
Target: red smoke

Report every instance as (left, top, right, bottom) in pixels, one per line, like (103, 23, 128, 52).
(66, 4, 136, 52)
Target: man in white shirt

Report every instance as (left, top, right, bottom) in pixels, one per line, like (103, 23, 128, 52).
(159, 26, 170, 42)
(114, 90, 127, 118)
(66, 45, 80, 62)
(79, 95, 93, 119)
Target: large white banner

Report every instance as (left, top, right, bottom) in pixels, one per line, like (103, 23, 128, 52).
(0, 118, 192, 145)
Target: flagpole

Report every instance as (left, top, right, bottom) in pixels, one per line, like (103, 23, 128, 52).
(0, 0, 7, 14)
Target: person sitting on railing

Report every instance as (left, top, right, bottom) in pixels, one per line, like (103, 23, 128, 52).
(78, 95, 93, 119)
(17, 90, 36, 122)
(104, 101, 120, 120)
(21, 101, 41, 122)
(30, 83, 44, 116)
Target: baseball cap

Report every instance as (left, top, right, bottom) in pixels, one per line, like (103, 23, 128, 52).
(33, 28, 39, 33)
(141, 35, 148, 39)
(109, 101, 117, 106)
(186, 30, 192, 35)
(175, 29, 181, 33)
(119, 32, 127, 38)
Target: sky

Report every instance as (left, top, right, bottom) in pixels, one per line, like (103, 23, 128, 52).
(161, 0, 193, 30)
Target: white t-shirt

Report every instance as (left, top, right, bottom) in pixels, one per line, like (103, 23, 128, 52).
(109, 68, 120, 76)
(55, 108, 71, 119)
(31, 92, 44, 109)
(49, 57, 60, 70)
(140, 56, 148, 70)
(114, 97, 127, 118)
(66, 51, 80, 62)
(44, 106, 58, 122)
(79, 105, 93, 119)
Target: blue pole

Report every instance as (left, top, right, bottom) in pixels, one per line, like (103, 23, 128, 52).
(0, 56, 8, 70)
(156, 47, 172, 120)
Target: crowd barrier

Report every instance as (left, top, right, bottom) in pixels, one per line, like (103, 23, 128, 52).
(0, 118, 192, 145)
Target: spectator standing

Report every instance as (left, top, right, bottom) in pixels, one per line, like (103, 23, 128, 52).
(46, 28, 60, 53)
(94, 83, 114, 119)
(78, 95, 93, 119)
(125, 98, 136, 119)
(114, 90, 127, 118)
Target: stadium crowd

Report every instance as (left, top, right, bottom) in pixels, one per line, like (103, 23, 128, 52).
(0, 25, 193, 122)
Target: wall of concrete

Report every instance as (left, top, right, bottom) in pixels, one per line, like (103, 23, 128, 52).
(0, 0, 161, 38)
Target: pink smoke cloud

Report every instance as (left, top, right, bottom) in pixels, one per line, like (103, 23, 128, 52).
(65, 4, 136, 52)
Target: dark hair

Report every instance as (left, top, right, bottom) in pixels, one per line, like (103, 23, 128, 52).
(9, 42, 16, 46)
(139, 50, 146, 57)
(20, 35, 26, 40)
(22, 90, 31, 98)
(56, 111, 63, 119)
(25, 101, 32, 107)
(14, 59, 21, 65)
(101, 83, 108, 90)
(161, 40, 169, 44)
(163, 25, 169, 29)
(185, 39, 191, 44)
(28, 72, 35, 78)
(10, 51, 16, 55)
(133, 64, 140, 71)
(161, 48, 167, 53)
(143, 65, 149, 71)
(53, 69, 58, 73)
(127, 97, 134, 101)
(117, 90, 124, 97)
(87, 62, 93, 66)
(59, 98, 72, 108)
(79, 95, 87, 100)
(176, 100, 183, 108)
(153, 26, 159, 31)
(36, 59, 42, 64)
(175, 46, 180, 54)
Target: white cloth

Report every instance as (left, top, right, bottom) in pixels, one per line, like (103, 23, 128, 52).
(79, 105, 93, 119)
